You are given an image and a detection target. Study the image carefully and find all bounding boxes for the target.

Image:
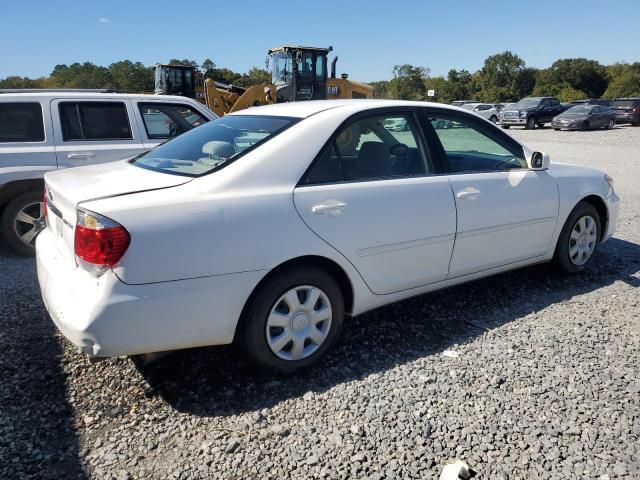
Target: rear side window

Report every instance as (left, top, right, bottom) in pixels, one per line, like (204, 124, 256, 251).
(59, 102, 132, 141)
(138, 103, 208, 139)
(0, 103, 45, 143)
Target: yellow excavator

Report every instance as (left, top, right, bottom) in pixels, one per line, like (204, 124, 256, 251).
(154, 46, 373, 116)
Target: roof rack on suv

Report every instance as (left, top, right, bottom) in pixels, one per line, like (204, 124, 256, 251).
(0, 88, 121, 94)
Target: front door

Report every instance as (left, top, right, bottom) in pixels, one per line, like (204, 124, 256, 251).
(423, 110, 559, 277)
(51, 99, 145, 168)
(294, 110, 457, 295)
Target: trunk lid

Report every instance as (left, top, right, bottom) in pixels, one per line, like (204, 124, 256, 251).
(44, 159, 191, 260)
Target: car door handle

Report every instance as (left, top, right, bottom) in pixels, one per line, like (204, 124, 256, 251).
(456, 189, 481, 200)
(312, 200, 348, 215)
(67, 152, 95, 160)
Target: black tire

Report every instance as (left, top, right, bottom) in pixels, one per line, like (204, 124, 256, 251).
(489, 115, 498, 124)
(606, 119, 615, 130)
(553, 128, 560, 131)
(240, 267, 344, 374)
(525, 117, 536, 130)
(1, 190, 44, 256)
(536, 123, 545, 129)
(501, 125, 510, 129)
(580, 121, 589, 131)
(553, 201, 601, 274)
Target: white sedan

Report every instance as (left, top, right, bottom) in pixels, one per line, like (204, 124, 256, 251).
(36, 100, 620, 373)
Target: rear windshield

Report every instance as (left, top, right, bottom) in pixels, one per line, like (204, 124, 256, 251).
(132, 115, 297, 176)
(613, 100, 638, 108)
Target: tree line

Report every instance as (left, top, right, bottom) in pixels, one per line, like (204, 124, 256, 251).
(0, 59, 270, 92)
(371, 52, 640, 103)
(1, 52, 639, 103)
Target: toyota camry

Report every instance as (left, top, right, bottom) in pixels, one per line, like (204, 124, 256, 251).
(36, 100, 620, 373)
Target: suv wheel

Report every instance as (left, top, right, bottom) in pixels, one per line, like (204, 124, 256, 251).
(241, 267, 344, 374)
(526, 117, 536, 130)
(1, 190, 45, 256)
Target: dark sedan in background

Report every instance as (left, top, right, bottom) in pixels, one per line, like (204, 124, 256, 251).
(612, 98, 640, 125)
(552, 105, 616, 131)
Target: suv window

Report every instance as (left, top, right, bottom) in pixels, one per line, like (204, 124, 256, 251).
(0, 103, 45, 143)
(59, 102, 132, 141)
(550, 99, 560, 106)
(302, 113, 428, 184)
(428, 114, 527, 173)
(138, 103, 208, 139)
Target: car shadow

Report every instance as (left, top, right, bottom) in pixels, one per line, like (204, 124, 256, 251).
(0, 244, 85, 479)
(137, 237, 639, 418)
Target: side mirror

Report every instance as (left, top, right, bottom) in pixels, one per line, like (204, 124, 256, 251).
(530, 151, 550, 170)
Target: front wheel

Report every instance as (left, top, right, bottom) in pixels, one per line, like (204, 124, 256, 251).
(607, 119, 614, 129)
(501, 125, 510, 129)
(580, 121, 589, 131)
(240, 267, 344, 374)
(489, 115, 498, 124)
(553, 201, 601, 274)
(526, 117, 536, 130)
(1, 190, 45, 256)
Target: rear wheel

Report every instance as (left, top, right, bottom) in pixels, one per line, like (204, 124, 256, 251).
(501, 125, 510, 129)
(1, 190, 45, 256)
(241, 267, 344, 374)
(489, 115, 498, 124)
(553, 201, 601, 274)
(526, 117, 536, 130)
(607, 119, 614, 129)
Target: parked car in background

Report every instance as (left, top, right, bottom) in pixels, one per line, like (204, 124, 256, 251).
(552, 105, 616, 131)
(500, 96, 567, 129)
(611, 98, 640, 125)
(37, 99, 619, 373)
(0, 90, 215, 255)
(461, 103, 499, 123)
(451, 100, 477, 107)
(383, 117, 408, 131)
(570, 98, 612, 107)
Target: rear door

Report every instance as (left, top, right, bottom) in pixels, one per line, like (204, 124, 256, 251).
(294, 109, 457, 295)
(51, 98, 146, 167)
(421, 108, 559, 277)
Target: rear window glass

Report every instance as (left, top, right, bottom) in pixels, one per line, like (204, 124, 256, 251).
(59, 102, 132, 141)
(132, 115, 297, 177)
(0, 102, 45, 142)
(613, 100, 638, 108)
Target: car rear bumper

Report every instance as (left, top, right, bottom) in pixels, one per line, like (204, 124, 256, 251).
(552, 122, 582, 130)
(36, 227, 265, 357)
(614, 114, 639, 124)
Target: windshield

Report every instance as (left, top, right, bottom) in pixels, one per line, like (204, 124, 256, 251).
(133, 115, 297, 177)
(271, 51, 292, 86)
(565, 105, 592, 114)
(515, 98, 541, 108)
(461, 103, 479, 110)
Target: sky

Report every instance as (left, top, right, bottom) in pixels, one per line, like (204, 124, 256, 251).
(2, 0, 640, 82)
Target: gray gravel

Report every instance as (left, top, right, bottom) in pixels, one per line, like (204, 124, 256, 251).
(1, 125, 639, 479)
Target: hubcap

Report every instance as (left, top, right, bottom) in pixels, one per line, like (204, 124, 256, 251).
(569, 215, 597, 266)
(266, 285, 332, 361)
(14, 201, 46, 246)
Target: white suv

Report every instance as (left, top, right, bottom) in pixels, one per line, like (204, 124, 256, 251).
(0, 90, 216, 255)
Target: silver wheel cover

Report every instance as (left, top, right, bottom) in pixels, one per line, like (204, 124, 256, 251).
(569, 215, 597, 266)
(14, 201, 46, 246)
(266, 285, 332, 361)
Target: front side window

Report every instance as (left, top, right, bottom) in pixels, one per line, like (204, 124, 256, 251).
(428, 114, 527, 173)
(302, 113, 428, 184)
(138, 103, 208, 139)
(133, 115, 296, 177)
(0, 102, 45, 143)
(59, 102, 132, 141)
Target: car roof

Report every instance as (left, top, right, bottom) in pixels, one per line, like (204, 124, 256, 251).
(0, 91, 193, 102)
(228, 99, 462, 119)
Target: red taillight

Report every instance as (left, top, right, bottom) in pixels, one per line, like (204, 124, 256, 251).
(74, 209, 130, 275)
(43, 188, 48, 219)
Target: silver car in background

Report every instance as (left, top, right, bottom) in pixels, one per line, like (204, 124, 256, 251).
(462, 103, 499, 123)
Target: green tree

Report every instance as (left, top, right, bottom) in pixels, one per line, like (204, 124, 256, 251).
(604, 63, 640, 98)
(389, 64, 429, 100)
(201, 58, 216, 73)
(108, 60, 153, 92)
(49, 62, 113, 88)
(423, 76, 449, 103)
(369, 80, 391, 99)
(0, 76, 47, 88)
(476, 51, 527, 102)
(444, 69, 476, 102)
(237, 67, 271, 86)
(535, 58, 608, 99)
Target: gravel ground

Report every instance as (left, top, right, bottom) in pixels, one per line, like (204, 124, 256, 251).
(1, 125, 639, 480)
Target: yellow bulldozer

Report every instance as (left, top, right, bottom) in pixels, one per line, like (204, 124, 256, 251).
(153, 46, 373, 116)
